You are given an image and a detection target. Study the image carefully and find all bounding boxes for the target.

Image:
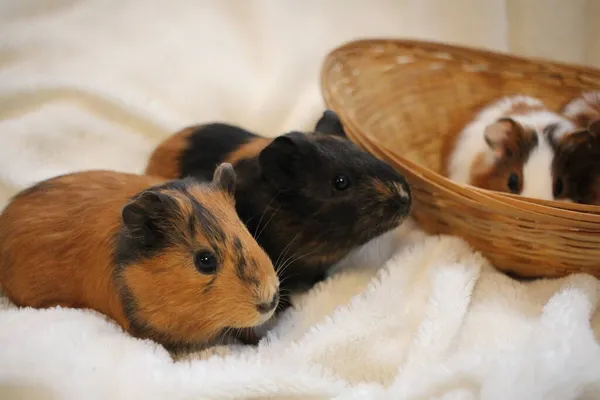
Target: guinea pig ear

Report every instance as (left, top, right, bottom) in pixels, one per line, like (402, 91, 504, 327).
(561, 92, 600, 129)
(483, 118, 524, 158)
(588, 119, 600, 139)
(122, 191, 172, 244)
(314, 110, 347, 138)
(259, 132, 310, 189)
(212, 162, 236, 197)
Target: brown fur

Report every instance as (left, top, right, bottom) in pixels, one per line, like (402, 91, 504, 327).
(443, 97, 549, 179)
(145, 128, 195, 179)
(469, 119, 538, 194)
(225, 138, 271, 165)
(0, 169, 279, 352)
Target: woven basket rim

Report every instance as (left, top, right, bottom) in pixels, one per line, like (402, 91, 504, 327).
(320, 37, 600, 220)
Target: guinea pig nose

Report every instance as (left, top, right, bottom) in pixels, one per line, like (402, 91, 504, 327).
(257, 292, 279, 314)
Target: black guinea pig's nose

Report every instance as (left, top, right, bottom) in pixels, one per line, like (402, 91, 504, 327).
(257, 292, 279, 314)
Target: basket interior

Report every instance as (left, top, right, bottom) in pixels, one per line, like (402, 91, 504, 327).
(322, 39, 600, 177)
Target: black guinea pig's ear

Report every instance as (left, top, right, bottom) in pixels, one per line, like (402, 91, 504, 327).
(212, 162, 236, 197)
(588, 119, 600, 140)
(314, 109, 347, 138)
(259, 132, 310, 189)
(122, 190, 172, 245)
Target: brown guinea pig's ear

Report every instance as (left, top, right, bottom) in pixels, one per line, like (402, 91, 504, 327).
(483, 118, 524, 158)
(259, 132, 309, 189)
(314, 110, 347, 138)
(212, 162, 236, 197)
(122, 191, 174, 244)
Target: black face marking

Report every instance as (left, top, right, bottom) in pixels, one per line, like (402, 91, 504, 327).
(115, 191, 180, 267)
(232, 236, 259, 286)
(178, 123, 257, 180)
(187, 195, 226, 260)
(114, 177, 225, 266)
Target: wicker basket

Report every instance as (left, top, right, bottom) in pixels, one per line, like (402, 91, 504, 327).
(320, 38, 600, 279)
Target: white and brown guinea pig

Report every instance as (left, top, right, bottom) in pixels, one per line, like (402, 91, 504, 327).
(445, 95, 575, 200)
(0, 164, 279, 354)
(145, 110, 412, 312)
(550, 91, 600, 205)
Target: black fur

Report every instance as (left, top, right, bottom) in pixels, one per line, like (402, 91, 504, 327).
(315, 109, 347, 138)
(232, 237, 259, 287)
(552, 122, 600, 204)
(179, 123, 257, 181)
(162, 110, 411, 312)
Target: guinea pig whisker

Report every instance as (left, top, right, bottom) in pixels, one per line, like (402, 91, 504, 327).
(216, 327, 233, 346)
(255, 206, 280, 242)
(274, 233, 301, 271)
(277, 249, 317, 279)
(253, 191, 280, 238)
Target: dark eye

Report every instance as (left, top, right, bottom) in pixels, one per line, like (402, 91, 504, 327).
(194, 251, 218, 274)
(553, 177, 564, 198)
(332, 175, 350, 191)
(507, 173, 520, 194)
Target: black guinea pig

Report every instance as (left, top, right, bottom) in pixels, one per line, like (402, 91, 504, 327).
(145, 110, 412, 311)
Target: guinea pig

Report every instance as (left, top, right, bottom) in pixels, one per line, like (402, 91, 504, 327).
(145, 110, 412, 311)
(445, 95, 575, 200)
(551, 90, 600, 205)
(549, 119, 600, 205)
(0, 163, 280, 354)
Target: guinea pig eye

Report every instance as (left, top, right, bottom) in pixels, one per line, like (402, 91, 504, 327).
(553, 177, 564, 198)
(332, 174, 350, 191)
(194, 251, 218, 274)
(507, 173, 520, 194)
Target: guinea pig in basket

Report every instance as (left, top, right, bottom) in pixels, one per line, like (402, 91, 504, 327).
(445, 95, 576, 201)
(551, 91, 600, 205)
(0, 163, 280, 354)
(145, 110, 412, 311)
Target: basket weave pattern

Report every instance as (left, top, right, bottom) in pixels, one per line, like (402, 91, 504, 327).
(320, 39, 600, 278)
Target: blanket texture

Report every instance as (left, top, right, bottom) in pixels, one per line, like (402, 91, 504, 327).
(1, 1, 600, 399)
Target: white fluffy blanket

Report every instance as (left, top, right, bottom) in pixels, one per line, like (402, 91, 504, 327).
(1, 1, 600, 399)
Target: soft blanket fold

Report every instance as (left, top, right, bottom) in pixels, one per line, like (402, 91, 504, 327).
(1, 223, 600, 399)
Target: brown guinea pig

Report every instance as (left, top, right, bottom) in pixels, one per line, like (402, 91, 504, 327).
(0, 163, 279, 354)
(445, 95, 574, 200)
(550, 119, 600, 205)
(145, 110, 412, 312)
